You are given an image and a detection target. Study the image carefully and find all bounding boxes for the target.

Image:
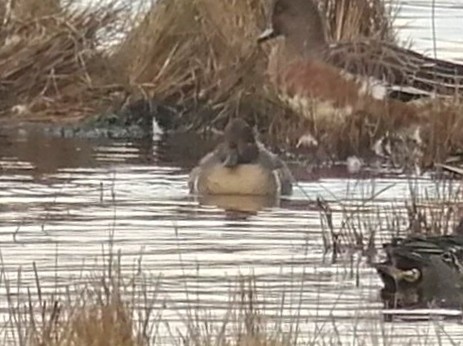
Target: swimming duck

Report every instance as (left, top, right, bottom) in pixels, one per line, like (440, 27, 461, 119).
(188, 118, 293, 196)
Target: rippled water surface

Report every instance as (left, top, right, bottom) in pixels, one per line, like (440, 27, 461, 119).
(1, 128, 463, 344)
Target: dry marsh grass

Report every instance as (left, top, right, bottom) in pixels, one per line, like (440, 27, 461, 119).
(5, 252, 294, 346)
(0, 0, 129, 122)
(4, 0, 463, 165)
(320, 0, 397, 41)
(3, 237, 462, 345)
(111, 0, 272, 130)
(318, 177, 463, 262)
(110, 0, 399, 133)
(7, 253, 150, 346)
(3, 178, 463, 344)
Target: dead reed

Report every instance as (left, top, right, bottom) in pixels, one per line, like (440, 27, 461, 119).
(110, 0, 274, 130)
(318, 177, 463, 263)
(320, 0, 397, 41)
(110, 0, 397, 134)
(5, 251, 293, 346)
(0, 0, 130, 122)
(7, 251, 151, 346)
(5, 0, 463, 166)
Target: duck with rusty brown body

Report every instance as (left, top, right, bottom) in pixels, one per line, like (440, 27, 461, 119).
(258, 0, 463, 102)
(257, 0, 423, 126)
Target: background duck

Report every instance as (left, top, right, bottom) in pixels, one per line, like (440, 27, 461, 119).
(189, 118, 293, 196)
(259, 0, 463, 103)
(257, 0, 463, 169)
(257, 0, 420, 140)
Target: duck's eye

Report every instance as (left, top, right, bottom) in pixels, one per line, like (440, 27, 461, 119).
(402, 268, 421, 283)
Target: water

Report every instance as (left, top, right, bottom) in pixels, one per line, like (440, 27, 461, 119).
(1, 127, 463, 344)
(394, 0, 463, 62)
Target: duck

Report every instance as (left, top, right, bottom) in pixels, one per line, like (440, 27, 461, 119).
(256, 0, 463, 168)
(375, 234, 463, 311)
(258, 0, 463, 104)
(257, 0, 421, 139)
(188, 118, 293, 196)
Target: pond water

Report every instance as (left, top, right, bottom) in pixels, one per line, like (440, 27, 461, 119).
(393, 0, 463, 62)
(1, 127, 463, 344)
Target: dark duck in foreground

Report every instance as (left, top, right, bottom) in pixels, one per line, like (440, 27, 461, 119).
(375, 233, 463, 311)
(189, 118, 293, 196)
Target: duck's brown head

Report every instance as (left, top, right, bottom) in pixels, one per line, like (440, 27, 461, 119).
(220, 118, 259, 168)
(258, 0, 327, 56)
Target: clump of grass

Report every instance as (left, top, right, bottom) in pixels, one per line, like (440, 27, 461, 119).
(5, 249, 295, 346)
(420, 100, 463, 166)
(0, 0, 129, 121)
(7, 0, 463, 167)
(110, 0, 274, 130)
(110, 0, 397, 134)
(6, 250, 157, 346)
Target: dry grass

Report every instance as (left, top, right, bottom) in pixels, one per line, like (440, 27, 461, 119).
(0, 0, 130, 122)
(5, 0, 463, 166)
(110, 0, 273, 130)
(5, 253, 293, 346)
(420, 100, 463, 165)
(8, 253, 150, 346)
(319, 0, 397, 41)
(109, 0, 397, 133)
(317, 176, 463, 264)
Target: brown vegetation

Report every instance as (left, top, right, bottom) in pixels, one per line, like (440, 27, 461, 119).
(320, 0, 396, 41)
(12, 258, 145, 346)
(0, 0, 128, 122)
(7, 254, 292, 346)
(2, 0, 463, 165)
(0, 0, 394, 123)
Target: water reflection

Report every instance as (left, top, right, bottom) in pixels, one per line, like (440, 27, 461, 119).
(196, 194, 280, 216)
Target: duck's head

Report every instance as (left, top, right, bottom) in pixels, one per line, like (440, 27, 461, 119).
(220, 118, 259, 168)
(258, 0, 327, 55)
(376, 250, 463, 309)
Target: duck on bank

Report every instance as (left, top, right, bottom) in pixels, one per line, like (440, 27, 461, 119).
(188, 118, 293, 196)
(257, 0, 419, 125)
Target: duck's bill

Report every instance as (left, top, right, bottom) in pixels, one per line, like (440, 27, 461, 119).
(223, 151, 239, 168)
(376, 264, 421, 283)
(257, 28, 277, 43)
